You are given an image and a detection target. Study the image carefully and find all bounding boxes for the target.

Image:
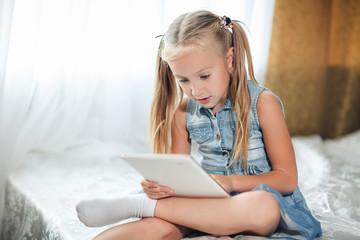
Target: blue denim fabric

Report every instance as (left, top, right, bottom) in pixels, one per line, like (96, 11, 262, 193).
(186, 80, 322, 239)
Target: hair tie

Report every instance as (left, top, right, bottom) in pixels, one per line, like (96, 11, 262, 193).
(155, 34, 165, 49)
(219, 15, 234, 34)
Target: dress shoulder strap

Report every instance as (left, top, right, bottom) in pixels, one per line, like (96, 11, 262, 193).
(247, 80, 285, 127)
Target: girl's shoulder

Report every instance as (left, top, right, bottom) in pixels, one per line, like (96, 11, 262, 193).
(256, 90, 285, 130)
(173, 97, 188, 127)
(171, 97, 191, 153)
(257, 90, 282, 112)
(177, 96, 188, 114)
(246, 80, 285, 127)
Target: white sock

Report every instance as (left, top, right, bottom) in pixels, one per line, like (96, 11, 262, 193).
(76, 193, 157, 227)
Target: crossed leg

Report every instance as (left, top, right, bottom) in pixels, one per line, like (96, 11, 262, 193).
(93, 190, 280, 240)
(155, 190, 280, 236)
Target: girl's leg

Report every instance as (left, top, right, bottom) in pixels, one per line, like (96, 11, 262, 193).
(79, 190, 279, 238)
(155, 190, 280, 236)
(93, 218, 193, 240)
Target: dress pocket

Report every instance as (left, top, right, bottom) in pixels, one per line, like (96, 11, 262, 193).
(188, 123, 213, 144)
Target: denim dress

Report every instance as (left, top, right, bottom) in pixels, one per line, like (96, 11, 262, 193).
(186, 80, 322, 239)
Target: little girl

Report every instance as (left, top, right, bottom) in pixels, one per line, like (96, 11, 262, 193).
(77, 10, 322, 239)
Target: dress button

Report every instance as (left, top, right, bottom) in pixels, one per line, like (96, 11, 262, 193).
(216, 134, 220, 140)
(222, 152, 228, 157)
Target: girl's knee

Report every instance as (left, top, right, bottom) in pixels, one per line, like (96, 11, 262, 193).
(230, 191, 280, 236)
(247, 191, 280, 236)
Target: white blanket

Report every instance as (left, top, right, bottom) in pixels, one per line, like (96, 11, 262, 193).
(1, 130, 360, 239)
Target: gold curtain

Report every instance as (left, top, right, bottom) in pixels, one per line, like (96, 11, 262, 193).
(266, 0, 360, 138)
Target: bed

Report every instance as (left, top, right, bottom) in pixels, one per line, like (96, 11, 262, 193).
(1, 130, 360, 240)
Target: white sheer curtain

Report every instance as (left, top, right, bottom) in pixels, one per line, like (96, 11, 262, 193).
(0, 0, 275, 227)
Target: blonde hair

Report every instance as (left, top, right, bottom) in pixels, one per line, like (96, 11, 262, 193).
(150, 10, 258, 170)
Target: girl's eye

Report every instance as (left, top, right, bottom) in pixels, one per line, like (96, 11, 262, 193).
(200, 74, 210, 79)
(178, 79, 188, 83)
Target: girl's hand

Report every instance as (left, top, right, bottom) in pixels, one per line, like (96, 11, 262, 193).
(210, 174, 233, 194)
(141, 179, 175, 200)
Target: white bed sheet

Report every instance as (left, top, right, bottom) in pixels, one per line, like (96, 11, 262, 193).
(1, 131, 360, 240)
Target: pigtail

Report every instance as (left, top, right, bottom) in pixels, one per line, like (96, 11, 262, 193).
(149, 40, 180, 153)
(149, 11, 257, 171)
(229, 21, 258, 171)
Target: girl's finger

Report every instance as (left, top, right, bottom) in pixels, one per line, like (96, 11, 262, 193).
(147, 186, 174, 195)
(159, 186, 170, 193)
(141, 179, 158, 188)
(148, 193, 172, 200)
(143, 185, 162, 193)
(143, 188, 165, 198)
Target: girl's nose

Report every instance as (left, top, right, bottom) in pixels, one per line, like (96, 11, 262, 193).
(191, 81, 203, 97)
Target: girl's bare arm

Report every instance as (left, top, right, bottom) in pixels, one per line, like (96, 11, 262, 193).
(170, 98, 191, 154)
(212, 91, 298, 195)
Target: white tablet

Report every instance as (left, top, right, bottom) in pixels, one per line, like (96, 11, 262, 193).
(121, 154, 230, 198)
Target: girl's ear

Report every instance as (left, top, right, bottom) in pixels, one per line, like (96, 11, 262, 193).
(226, 47, 234, 69)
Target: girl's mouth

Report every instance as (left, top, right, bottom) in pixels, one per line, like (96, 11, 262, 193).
(198, 97, 210, 104)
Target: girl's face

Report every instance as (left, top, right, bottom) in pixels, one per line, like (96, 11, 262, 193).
(168, 47, 234, 115)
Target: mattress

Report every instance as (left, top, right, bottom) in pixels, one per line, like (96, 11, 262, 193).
(1, 130, 360, 239)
